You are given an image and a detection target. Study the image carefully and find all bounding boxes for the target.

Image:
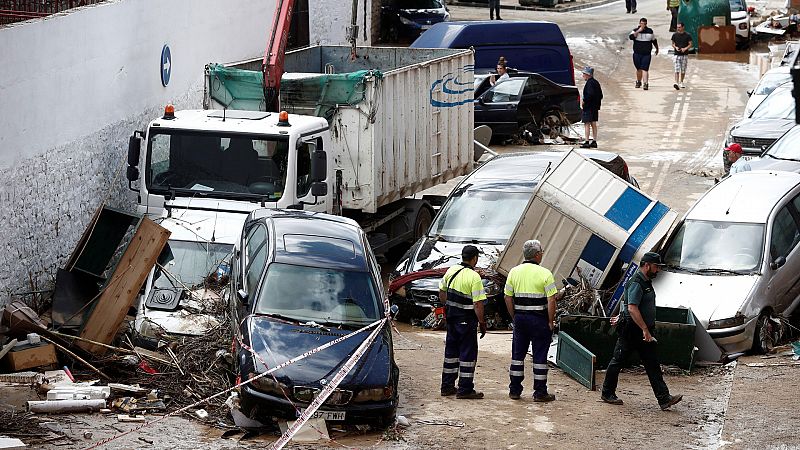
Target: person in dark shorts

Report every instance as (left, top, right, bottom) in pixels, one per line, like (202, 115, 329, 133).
(629, 18, 659, 90)
(580, 66, 603, 148)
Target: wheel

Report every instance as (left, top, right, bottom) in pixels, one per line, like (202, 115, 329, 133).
(753, 311, 782, 354)
(541, 110, 567, 140)
(413, 207, 433, 242)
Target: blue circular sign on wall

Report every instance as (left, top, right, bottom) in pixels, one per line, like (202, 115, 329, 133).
(160, 44, 172, 87)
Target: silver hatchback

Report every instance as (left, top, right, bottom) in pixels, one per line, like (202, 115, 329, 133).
(654, 171, 800, 354)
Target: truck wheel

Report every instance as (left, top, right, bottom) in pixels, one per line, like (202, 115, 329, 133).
(413, 207, 433, 242)
(753, 310, 781, 354)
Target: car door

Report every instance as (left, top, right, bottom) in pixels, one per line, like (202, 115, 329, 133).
(518, 76, 547, 124)
(765, 196, 800, 313)
(474, 78, 525, 136)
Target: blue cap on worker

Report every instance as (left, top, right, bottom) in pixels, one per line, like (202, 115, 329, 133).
(582, 66, 594, 76)
(640, 252, 664, 266)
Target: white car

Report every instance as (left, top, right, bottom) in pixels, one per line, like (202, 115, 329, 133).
(743, 66, 791, 117)
(654, 171, 800, 354)
(730, 0, 752, 47)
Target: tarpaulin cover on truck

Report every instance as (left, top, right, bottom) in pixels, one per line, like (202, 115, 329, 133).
(205, 64, 382, 121)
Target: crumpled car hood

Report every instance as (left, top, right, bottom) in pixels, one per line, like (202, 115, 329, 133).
(245, 316, 392, 388)
(653, 270, 759, 327)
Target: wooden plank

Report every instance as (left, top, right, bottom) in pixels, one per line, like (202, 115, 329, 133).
(78, 218, 170, 354)
(556, 331, 596, 391)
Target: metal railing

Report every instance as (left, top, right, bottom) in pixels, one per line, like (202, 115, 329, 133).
(0, 0, 106, 26)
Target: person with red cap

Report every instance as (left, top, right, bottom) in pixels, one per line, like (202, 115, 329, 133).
(724, 143, 750, 176)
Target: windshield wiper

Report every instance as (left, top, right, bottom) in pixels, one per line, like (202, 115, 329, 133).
(257, 312, 301, 324)
(695, 268, 751, 275)
(766, 153, 800, 162)
(470, 239, 500, 245)
(663, 264, 699, 274)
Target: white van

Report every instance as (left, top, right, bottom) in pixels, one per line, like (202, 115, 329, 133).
(655, 171, 800, 354)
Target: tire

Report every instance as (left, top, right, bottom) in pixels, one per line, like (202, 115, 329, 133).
(753, 310, 781, 354)
(413, 206, 433, 242)
(541, 110, 567, 140)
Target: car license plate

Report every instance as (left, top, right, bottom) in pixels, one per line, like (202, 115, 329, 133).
(300, 409, 345, 421)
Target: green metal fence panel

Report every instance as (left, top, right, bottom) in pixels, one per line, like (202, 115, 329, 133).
(557, 331, 596, 390)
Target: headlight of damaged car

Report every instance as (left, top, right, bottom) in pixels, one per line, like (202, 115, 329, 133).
(250, 374, 289, 395)
(483, 279, 501, 297)
(352, 386, 394, 402)
(708, 314, 746, 329)
(399, 16, 417, 27)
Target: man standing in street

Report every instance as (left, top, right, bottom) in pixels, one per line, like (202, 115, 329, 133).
(489, 0, 501, 20)
(626, 0, 637, 14)
(630, 18, 659, 90)
(580, 66, 603, 149)
(667, 0, 680, 31)
(671, 23, 692, 90)
(504, 240, 559, 402)
(440, 245, 487, 400)
(601, 252, 683, 411)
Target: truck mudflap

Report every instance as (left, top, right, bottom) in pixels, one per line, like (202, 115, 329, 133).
(495, 149, 678, 312)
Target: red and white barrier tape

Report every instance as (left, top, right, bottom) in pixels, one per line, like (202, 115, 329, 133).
(270, 318, 387, 450)
(82, 318, 385, 449)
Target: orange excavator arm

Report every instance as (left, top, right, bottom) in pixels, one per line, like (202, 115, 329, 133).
(262, 0, 296, 112)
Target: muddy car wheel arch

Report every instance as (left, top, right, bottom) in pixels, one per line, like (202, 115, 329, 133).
(753, 310, 781, 354)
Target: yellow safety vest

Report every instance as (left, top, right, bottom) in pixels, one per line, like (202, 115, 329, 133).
(503, 261, 558, 315)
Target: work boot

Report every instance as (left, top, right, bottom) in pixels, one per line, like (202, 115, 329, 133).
(659, 394, 683, 410)
(456, 390, 484, 399)
(440, 386, 457, 397)
(635, 81, 642, 88)
(533, 393, 556, 402)
(509, 392, 521, 400)
(643, 83, 649, 90)
(601, 394, 624, 405)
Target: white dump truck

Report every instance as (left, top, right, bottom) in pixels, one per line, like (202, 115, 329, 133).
(127, 45, 475, 338)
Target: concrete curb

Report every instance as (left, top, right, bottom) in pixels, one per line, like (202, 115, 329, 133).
(450, 0, 620, 13)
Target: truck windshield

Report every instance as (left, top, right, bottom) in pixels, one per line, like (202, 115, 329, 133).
(154, 240, 233, 289)
(254, 263, 381, 326)
(430, 188, 532, 244)
(147, 130, 289, 200)
(663, 220, 764, 272)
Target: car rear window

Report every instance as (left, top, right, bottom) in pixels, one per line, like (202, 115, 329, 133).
(283, 234, 356, 260)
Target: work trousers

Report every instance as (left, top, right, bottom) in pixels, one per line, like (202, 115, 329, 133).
(488, 0, 500, 19)
(626, 0, 637, 12)
(601, 325, 671, 404)
(509, 313, 552, 398)
(441, 317, 479, 394)
(669, 7, 679, 31)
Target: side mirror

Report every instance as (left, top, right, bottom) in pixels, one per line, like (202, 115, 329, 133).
(389, 304, 399, 319)
(770, 256, 787, 270)
(237, 288, 249, 304)
(311, 181, 328, 197)
(311, 149, 327, 182)
(126, 166, 140, 182)
(747, 89, 754, 97)
(128, 134, 142, 167)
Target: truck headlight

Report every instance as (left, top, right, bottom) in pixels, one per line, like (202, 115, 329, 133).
(352, 386, 394, 402)
(708, 314, 746, 329)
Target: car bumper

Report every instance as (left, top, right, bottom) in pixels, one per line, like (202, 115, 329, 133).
(240, 385, 398, 424)
(707, 316, 757, 354)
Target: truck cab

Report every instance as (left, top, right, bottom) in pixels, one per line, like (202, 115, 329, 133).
(127, 106, 332, 219)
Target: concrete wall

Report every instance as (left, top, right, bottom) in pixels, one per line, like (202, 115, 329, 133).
(309, 0, 374, 46)
(0, 0, 275, 300)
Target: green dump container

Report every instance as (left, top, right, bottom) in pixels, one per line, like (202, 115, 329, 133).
(559, 306, 697, 370)
(677, 0, 731, 51)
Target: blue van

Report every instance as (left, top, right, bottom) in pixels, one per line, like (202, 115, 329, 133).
(411, 21, 575, 86)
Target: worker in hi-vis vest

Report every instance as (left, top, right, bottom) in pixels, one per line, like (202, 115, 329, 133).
(439, 245, 487, 399)
(504, 239, 558, 402)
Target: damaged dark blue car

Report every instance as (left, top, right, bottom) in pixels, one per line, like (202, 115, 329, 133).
(230, 209, 399, 427)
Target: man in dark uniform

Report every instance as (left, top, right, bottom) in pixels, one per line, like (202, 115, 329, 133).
(504, 240, 559, 402)
(601, 252, 683, 410)
(439, 245, 487, 399)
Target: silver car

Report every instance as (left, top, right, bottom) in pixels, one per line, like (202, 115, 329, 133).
(654, 171, 800, 354)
